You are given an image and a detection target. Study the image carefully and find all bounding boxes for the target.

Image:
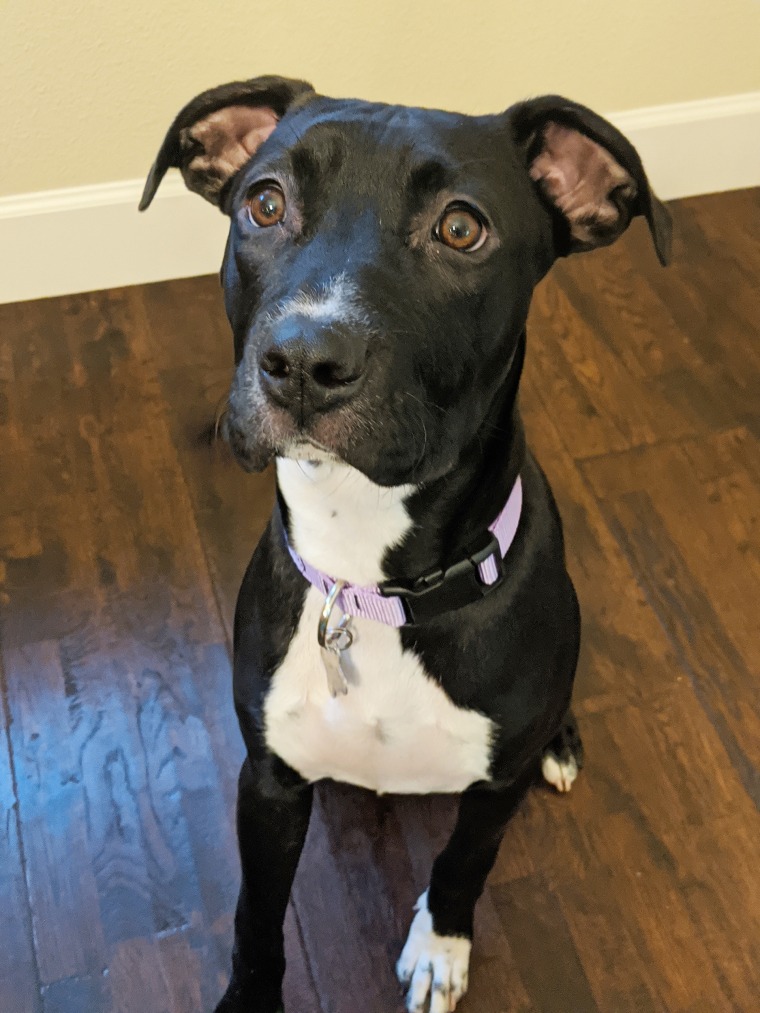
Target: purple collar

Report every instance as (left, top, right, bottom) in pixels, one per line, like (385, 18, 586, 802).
(286, 476, 523, 627)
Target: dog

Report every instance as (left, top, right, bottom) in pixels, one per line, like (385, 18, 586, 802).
(140, 75, 670, 1013)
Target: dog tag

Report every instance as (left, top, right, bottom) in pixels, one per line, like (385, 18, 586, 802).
(317, 580, 354, 697)
(320, 642, 349, 697)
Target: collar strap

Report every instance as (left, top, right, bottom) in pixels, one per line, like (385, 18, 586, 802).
(287, 476, 523, 627)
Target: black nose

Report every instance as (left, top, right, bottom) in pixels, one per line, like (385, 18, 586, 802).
(259, 314, 367, 415)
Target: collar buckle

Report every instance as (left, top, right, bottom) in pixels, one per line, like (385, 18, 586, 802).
(379, 530, 504, 625)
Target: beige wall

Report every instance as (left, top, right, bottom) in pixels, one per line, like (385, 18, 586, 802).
(2, 0, 759, 197)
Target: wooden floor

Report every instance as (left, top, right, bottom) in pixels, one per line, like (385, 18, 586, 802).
(1, 188, 759, 1013)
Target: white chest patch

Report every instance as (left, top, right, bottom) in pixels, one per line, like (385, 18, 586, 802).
(265, 458, 495, 794)
(276, 456, 414, 585)
(264, 588, 494, 794)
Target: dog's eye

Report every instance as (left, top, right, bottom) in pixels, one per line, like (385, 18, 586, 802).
(248, 184, 286, 227)
(435, 205, 487, 252)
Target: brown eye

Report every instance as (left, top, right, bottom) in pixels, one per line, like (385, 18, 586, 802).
(436, 205, 486, 251)
(248, 184, 286, 227)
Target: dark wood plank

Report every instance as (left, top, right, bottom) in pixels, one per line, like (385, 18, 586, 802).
(107, 935, 202, 1013)
(658, 814, 760, 1010)
(4, 640, 107, 986)
(581, 431, 760, 805)
(491, 875, 599, 1013)
(526, 268, 698, 459)
(520, 383, 683, 715)
(42, 976, 110, 1013)
(0, 655, 41, 1013)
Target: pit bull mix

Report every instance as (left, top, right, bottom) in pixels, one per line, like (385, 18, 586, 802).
(140, 75, 670, 1013)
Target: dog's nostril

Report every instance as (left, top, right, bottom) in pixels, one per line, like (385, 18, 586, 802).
(312, 361, 361, 389)
(260, 351, 291, 380)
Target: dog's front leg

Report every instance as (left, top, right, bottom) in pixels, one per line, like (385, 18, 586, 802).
(397, 769, 534, 1013)
(215, 752, 313, 1013)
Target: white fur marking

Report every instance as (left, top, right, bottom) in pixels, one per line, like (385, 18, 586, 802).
(541, 751, 579, 793)
(271, 273, 366, 325)
(397, 892, 471, 1013)
(276, 457, 414, 585)
(265, 589, 494, 793)
(266, 460, 495, 795)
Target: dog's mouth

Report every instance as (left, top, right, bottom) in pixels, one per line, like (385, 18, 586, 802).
(279, 437, 341, 465)
(222, 369, 443, 486)
(222, 397, 349, 473)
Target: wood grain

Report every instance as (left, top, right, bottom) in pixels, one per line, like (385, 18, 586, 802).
(0, 652, 41, 1013)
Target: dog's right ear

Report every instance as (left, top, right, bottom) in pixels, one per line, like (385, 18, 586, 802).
(139, 75, 315, 212)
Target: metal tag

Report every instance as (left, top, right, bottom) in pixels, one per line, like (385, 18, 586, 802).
(317, 580, 354, 697)
(320, 643, 349, 697)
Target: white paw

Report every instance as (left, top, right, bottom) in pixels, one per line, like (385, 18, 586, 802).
(396, 892, 471, 1013)
(542, 751, 579, 793)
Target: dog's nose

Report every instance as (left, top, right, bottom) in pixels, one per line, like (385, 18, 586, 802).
(259, 315, 367, 414)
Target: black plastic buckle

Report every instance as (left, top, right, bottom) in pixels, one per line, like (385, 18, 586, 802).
(379, 530, 505, 625)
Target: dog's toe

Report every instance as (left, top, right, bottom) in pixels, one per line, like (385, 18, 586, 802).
(541, 750, 579, 792)
(542, 711, 584, 793)
(397, 892, 470, 1013)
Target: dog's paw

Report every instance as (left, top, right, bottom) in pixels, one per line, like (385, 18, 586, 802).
(396, 892, 471, 1013)
(541, 750, 579, 792)
(541, 712, 584, 793)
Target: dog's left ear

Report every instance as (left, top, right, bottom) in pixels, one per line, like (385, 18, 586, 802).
(511, 96, 672, 266)
(139, 75, 315, 212)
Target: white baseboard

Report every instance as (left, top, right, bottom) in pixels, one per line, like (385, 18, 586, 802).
(0, 177, 229, 305)
(1, 91, 758, 305)
(610, 91, 760, 206)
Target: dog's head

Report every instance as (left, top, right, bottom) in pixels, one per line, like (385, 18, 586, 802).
(141, 76, 670, 486)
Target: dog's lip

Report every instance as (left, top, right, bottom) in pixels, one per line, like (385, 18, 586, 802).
(281, 437, 341, 463)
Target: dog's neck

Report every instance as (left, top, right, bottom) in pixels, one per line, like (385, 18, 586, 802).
(275, 457, 415, 585)
(388, 362, 525, 582)
(276, 333, 526, 588)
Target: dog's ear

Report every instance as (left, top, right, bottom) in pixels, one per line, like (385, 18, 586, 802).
(139, 75, 315, 212)
(510, 96, 671, 266)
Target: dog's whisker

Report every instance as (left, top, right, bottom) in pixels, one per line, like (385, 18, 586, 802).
(297, 459, 318, 483)
(213, 396, 231, 442)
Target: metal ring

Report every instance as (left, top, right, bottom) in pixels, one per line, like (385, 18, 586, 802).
(318, 580, 346, 648)
(327, 626, 354, 651)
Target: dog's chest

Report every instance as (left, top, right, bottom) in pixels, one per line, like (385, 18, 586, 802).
(264, 591, 494, 793)
(264, 459, 495, 794)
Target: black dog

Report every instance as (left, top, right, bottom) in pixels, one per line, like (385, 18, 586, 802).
(141, 75, 670, 1013)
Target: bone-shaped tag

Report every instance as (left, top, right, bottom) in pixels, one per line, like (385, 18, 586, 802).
(317, 580, 354, 697)
(320, 642, 349, 697)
